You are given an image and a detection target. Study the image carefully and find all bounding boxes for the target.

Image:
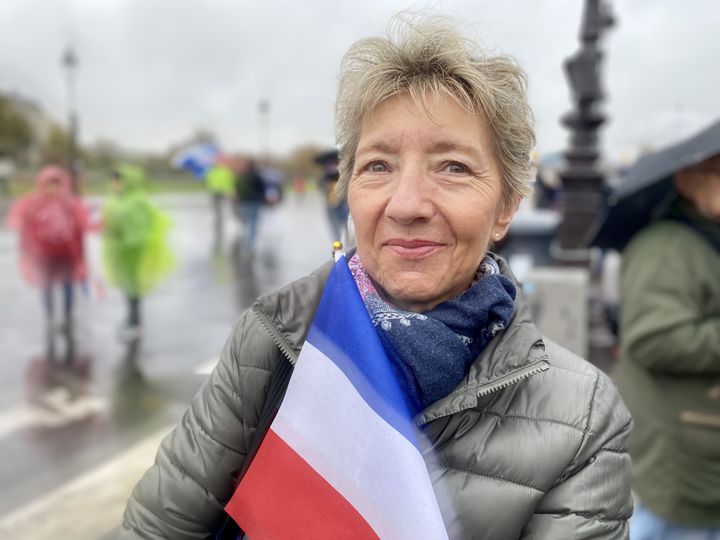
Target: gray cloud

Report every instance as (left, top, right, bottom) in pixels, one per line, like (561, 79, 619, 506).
(1, 0, 719, 159)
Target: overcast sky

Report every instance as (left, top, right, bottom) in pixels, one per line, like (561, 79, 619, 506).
(2, 0, 719, 160)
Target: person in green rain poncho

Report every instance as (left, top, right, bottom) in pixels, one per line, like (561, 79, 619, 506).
(102, 165, 174, 340)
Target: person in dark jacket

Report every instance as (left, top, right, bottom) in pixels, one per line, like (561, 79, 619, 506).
(617, 152, 720, 539)
(121, 15, 632, 539)
(234, 159, 266, 255)
(315, 148, 350, 242)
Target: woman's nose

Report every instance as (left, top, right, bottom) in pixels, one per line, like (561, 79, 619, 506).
(383, 164, 434, 224)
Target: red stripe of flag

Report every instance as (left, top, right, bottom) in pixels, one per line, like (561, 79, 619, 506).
(226, 429, 380, 539)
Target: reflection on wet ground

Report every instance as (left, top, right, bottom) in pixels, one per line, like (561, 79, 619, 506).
(0, 193, 333, 518)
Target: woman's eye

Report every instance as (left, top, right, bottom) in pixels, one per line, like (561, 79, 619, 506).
(444, 162, 467, 174)
(367, 162, 388, 173)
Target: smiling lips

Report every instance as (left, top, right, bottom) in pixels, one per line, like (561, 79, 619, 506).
(384, 239, 444, 259)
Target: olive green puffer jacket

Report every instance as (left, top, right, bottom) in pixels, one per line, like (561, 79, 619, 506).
(122, 257, 633, 539)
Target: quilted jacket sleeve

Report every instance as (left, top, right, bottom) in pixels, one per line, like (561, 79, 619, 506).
(521, 369, 634, 539)
(119, 309, 282, 539)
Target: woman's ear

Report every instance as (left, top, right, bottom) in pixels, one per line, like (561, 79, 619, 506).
(494, 195, 520, 240)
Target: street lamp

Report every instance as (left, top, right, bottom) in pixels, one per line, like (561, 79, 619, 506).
(258, 99, 270, 159)
(61, 45, 79, 193)
(553, 0, 615, 262)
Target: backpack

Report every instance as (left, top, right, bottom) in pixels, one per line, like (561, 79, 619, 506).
(26, 197, 78, 257)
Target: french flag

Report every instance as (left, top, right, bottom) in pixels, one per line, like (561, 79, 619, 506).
(225, 255, 448, 539)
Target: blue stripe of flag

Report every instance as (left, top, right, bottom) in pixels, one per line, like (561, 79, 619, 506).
(306, 256, 420, 449)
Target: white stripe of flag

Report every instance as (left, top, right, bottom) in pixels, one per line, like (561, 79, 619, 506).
(226, 255, 448, 539)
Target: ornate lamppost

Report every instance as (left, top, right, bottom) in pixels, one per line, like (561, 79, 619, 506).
(553, 0, 615, 262)
(61, 45, 79, 193)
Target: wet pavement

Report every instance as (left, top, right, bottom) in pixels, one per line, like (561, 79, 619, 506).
(0, 192, 335, 537)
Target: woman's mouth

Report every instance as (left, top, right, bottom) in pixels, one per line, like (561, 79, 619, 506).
(383, 239, 444, 259)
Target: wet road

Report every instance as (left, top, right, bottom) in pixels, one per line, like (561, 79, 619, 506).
(0, 192, 334, 523)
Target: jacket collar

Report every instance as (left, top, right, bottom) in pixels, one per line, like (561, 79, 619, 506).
(253, 259, 333, 362)
(253, 253, 549, 425)
(414, 256, 549, 425)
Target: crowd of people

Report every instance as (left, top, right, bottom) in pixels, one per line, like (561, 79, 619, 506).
(4, 150, 348, 354)
(204, 152, 349, 256)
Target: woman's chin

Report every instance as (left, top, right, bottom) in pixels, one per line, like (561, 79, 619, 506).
(380, 278, 447, 312)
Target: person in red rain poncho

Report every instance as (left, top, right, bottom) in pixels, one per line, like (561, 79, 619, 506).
(6, 166, 90, 335)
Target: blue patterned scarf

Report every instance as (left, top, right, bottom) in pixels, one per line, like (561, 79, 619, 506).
(349, 253, 516, 414)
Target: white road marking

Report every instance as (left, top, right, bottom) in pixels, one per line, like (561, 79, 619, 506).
(0, 425, 173, 539)
(0, 390, 108, 438)
(0, 357, 216, 440)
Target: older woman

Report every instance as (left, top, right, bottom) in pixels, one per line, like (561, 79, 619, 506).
(122, 17, 632, 539)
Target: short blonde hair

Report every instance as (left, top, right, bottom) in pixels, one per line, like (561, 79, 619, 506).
(335, 15, 536, 204)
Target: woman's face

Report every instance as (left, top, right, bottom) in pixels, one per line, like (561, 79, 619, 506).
(43, 178, 62, 195)
(348, 93, 518, 312)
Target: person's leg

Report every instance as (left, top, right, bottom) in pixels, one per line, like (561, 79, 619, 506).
(134, 297, 141, 327)
(42, 284, 54, 319)
(38, 259, 54, 320)
(216, 193, 224, 222)
(60, 258, 74, 328)
(212, 193, 223, 237)
(127, 295, 141, 328)
(39, 260, 58, 357)
(61, 280, 73, 332)
(235, 201, 248, 225)
(235, 202, 250, 254)
(119, 295, 142, 342)
(245, 202, 261, 253)
(40, 273, 57, 359)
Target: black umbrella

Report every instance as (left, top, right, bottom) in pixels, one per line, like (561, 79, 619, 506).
(589, 119, 720, 251)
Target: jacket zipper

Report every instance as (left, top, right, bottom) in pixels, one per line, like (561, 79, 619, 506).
(416, 358, 550, 425)
(474, 359, 550, 398)
(252, 305, 299, 366)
